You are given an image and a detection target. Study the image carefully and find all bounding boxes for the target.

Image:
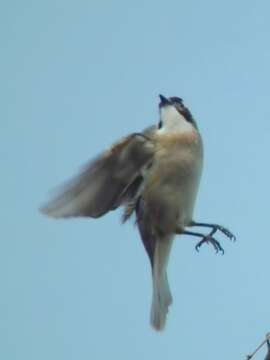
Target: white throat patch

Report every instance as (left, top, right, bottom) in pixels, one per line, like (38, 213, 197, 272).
(159, 105, 193, 133)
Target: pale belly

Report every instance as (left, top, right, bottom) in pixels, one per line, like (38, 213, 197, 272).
(142, 145, 203, 231)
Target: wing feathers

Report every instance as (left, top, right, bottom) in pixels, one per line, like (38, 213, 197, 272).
(41, 133, 155, 219)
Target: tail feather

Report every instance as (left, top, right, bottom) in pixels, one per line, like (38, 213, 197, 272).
(150, 237, 173, 331)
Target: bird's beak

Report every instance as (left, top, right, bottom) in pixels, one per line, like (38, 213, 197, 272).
(159, 94, 171, 106)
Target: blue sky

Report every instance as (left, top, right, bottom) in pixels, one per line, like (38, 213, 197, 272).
(1, 0, 270, 359)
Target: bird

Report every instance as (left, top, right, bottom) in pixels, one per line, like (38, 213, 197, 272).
(41, 94, 235, 331)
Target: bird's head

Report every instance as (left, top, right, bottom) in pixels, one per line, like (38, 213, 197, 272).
(158, 94, 197, 130)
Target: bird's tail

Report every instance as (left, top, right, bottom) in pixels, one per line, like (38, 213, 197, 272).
(150, 236, 173, 331)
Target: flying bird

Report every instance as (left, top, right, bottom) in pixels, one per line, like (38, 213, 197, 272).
(41, 94, 235, 331)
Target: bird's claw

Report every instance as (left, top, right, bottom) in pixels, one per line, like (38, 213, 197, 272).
(195, 235, 225, 255)
(215, 225, 236, 241)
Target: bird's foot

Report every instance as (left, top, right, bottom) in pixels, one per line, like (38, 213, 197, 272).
(195, 234, 225, 255)
(190, 222, 236, 245)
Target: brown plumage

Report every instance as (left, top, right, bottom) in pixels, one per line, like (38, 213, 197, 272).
(41, 95, 204, 330)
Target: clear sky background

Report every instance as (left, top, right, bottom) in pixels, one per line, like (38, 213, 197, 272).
(1, 0, 270, 359)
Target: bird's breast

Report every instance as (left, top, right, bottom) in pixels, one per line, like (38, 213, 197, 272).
(142, 129, 203, 227)
(153, 130, 203, 179)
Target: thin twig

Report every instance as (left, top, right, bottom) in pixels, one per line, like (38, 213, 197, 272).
(246, 333, 270, 360)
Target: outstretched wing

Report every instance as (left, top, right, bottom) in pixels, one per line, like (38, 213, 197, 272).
(41, 133, 155, 219)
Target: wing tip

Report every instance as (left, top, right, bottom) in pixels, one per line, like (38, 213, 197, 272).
(39, 203, 64, 219)
(39, 199, 76, 219)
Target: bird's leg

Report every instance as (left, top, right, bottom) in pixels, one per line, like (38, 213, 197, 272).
(189, 221, 236, 241)
(175, 228, 225, 254)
